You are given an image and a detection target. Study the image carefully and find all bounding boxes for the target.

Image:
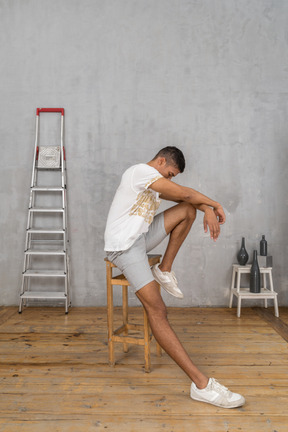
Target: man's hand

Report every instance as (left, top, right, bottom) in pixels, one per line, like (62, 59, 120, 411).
(213, 205, 226, 225)
(203, 208, 223, 241)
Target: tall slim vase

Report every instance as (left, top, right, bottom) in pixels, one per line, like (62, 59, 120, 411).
(250, 250, 261, 293)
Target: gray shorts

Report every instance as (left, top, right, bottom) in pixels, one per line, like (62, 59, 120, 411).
(106, 212, 167, 292)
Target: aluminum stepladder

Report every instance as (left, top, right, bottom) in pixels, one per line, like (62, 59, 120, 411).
(19, 108, 70, 314)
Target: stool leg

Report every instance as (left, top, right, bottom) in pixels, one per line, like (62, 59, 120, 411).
(122, 285, 129, 353)
(236, 270, 241, 317)
(156, 283, 162, 357)
(263, 273, 268, 308)
(269, 270, 279, 317)
(143, 308, 151, 373)
(274, 295, 279, 318)
(237, 297, 241, 318)
(268, 270, 274, 292)
(229, 267, 236, 308)
(156, 341, 162, 358)
(236, 270, 241, 294)
(106, 263, 115, 367)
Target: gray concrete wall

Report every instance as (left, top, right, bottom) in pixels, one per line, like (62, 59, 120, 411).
(1, 0, 288, 307)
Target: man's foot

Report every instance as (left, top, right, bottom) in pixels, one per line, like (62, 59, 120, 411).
(190, 378, 245, 409)
(151, 263, 184, 298)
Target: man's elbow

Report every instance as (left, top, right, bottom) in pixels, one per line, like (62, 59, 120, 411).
(181, 191, 200, 205)
(181, 192, 194, 203)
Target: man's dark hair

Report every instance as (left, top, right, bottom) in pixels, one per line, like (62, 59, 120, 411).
(153, 146, 185, 173)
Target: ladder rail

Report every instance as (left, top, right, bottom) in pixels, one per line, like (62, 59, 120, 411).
(30, 114, 39, 188)
(60, 114, 65, 189)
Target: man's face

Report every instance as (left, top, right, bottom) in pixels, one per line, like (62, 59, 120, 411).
(160, 162, 180, 180)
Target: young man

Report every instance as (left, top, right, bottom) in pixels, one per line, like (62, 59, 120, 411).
(104, 147, 245, 409)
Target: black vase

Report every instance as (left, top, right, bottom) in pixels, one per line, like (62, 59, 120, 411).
(250, 250, 261, 293)
(260, 235, 267, 256)
(237, 237, 249, 266)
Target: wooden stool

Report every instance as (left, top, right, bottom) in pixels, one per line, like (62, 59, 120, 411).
(105, 254, 162, 372)
(229, 264, 279, 318)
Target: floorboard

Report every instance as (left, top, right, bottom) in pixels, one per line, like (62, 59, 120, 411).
(0, 306, 287, 431)
(253, 307, 288, 342)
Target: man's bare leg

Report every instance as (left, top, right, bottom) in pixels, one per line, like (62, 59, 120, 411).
(159, 202, 196, 272)
(136, 280, 208, 389)
(142, 202, 207, 386)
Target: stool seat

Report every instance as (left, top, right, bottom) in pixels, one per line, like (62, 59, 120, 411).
(105, 254, 162, 372)
(229, 264, 279, 318)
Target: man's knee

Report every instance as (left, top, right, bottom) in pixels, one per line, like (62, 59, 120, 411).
(147, 299, 167, 320)
(137, 292, 168, 320)
(143, 295, 167, 319)
(136, 282, 168, 318)
(179, 202, 197, 223)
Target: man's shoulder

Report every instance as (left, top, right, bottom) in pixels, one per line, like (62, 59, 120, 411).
(121, 163, 157, 179)
(120, 163, 162, 191)
(126, 163, 160, 175)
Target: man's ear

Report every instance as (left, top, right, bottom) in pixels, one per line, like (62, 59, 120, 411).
(158, 157, 167, 166)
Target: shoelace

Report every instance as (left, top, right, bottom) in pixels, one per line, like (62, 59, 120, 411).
(209, 379, 231, 396)
(161, 268, 178, 284)
(171, 271, 178, 284)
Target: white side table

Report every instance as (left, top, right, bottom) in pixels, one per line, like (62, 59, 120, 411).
(229, 264, 279, 318)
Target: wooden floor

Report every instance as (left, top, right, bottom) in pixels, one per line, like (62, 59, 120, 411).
(0, 306, 288, 432)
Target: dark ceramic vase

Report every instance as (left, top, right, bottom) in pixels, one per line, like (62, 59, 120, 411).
(260, 235, 267, 256)
(237, 237, 249, 266)
(250, 250, 261, 293)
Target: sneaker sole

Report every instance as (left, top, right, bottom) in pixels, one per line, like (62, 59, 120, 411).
(190, 395, 245, 409)
(161, 284, 184, 299)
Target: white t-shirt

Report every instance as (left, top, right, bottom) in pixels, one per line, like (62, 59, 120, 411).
(104, 164, 163, 251)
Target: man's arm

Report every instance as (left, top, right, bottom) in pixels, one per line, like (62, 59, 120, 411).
(150, 178, 226, 240)
(150, 178, 224, 215)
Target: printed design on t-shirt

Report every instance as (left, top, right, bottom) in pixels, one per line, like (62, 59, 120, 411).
(129, 189, 160, 224)
(144, 174, 162, 189)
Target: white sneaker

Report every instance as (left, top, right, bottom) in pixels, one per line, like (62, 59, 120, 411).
(151, 263, 184, 298)
(190, 378, 245, 409)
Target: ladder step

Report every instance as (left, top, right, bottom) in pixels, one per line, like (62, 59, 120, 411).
(25, 249, 65, 255)
(27, 228, 64, 234)
(29, 207, 64, 212)
(23, 270, 66, 277)
(31, 187, 64, 192)
(36, 167, 61, 171)
(20, 292, 67, 299)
